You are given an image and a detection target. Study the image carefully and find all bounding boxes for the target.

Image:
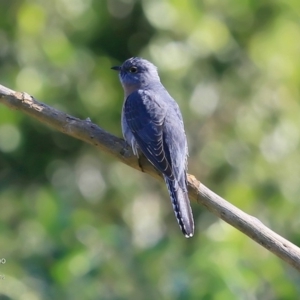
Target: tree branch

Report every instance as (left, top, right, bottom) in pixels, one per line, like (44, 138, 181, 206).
(1, 83, 300, 271)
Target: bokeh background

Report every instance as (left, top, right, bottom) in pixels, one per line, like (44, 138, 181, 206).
(0, 0, 300, 299)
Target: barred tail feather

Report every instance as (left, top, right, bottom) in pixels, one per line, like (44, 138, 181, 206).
(164, 176, 194, 238)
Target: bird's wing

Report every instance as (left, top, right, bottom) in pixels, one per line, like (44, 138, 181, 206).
(124, 89, 174, 179)
(162, 108, 188, 185)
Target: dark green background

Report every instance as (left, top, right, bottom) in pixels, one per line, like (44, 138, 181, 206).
(0, 0, 300, 299)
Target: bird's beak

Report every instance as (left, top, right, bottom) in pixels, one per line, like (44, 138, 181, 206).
(111, 66, 121, 71)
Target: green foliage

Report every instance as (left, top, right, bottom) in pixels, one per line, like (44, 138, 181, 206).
(1, 0, 300, 298)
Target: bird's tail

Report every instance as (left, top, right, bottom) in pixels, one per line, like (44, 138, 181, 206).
(164, 176, 194, 238)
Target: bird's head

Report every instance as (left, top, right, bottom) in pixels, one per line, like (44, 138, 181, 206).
(112, 57, 160, 93)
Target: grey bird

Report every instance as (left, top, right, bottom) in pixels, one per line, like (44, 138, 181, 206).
(112, 57, 194, 237)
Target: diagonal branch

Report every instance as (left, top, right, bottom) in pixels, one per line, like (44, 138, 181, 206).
(1, 83, 300, 271)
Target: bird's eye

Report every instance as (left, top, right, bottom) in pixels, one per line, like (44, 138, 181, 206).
(129, 66, 138, 73)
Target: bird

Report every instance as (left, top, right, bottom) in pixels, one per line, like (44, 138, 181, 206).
(112, 57, 194, 238)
